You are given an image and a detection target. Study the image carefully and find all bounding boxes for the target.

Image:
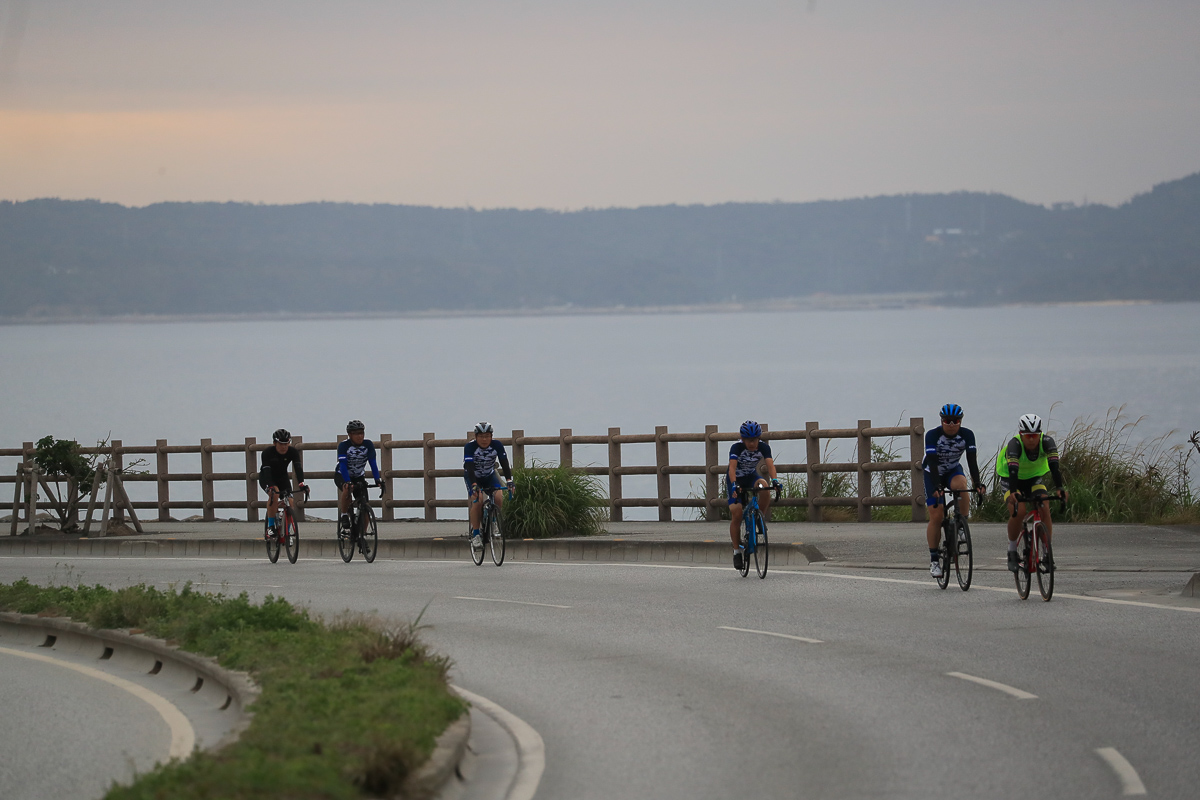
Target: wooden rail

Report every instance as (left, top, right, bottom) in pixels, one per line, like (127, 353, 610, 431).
(2, 418, 927, 531)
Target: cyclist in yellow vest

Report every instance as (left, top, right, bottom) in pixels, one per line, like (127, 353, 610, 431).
(996, 414, 1068, 572)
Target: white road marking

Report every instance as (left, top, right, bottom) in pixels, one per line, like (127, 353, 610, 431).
(1095, 747, 1148, 795)
(718, 625, 823, 644)
(945, 671, 1037, 700)
(453, 596, 572, 609)
(452, 685, 544, 800)
(0, 645, 195, 759)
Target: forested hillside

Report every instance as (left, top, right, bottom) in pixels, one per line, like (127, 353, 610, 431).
(2, 172, 1198, 318)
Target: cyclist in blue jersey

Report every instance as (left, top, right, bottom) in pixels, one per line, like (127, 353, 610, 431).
(922, 404, 985, 577)
(727, 420, 781, 571)
(337, 420, 383, 532)
(465, 422, 513, 551)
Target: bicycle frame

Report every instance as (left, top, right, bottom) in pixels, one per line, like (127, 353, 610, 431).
(736, 483, 781, 555)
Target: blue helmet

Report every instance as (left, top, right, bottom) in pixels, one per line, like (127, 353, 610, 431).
(739, 420, 762, 438)
(940, 404, 963, 421)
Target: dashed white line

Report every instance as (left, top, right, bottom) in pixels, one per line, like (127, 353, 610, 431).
(453, 596, 572, 609)
(452, 685, 545, 800)
(1095, 747, 1148, 795)
(945, 671, 1037, 700)
(718, 625, 823, 644)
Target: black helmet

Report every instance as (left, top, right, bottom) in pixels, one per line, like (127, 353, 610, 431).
(272, 428, 291, 443)
(346, 419, 365, 433)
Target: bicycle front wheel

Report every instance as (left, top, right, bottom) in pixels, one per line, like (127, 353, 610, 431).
(284, 508, 299, 564)
(954, 517, 973, 591)
(936, 522, 951, 590)
(360, 505, 378, 563)
(488, 505, 506, 566)
(751, 510, 768, 578)
(738, 521, 752, 578)
(264, 519, 281, 563)
(338, 519, 354, 563)
(1035, 523, 1054, 601)
(1014, 532, 1032, 599)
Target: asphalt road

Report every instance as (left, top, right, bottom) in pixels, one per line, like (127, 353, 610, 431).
(1, 546, 1197, 800)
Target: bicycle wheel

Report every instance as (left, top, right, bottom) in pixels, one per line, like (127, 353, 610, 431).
(738, 522, 751, 578)
(469, 517, 485, 566)
(751, 510, 768, 578)
(284, 507, 299, 564)
(338, 518, 355, 563)
(265, 519, 281, 563)
(936, 521, 951, 590)
(1014, 532, 1032, 599)
(488, 504, 506, 567)
(1035, 523, 1054, 601)
(954, 516, 973, 592)
(360, 504, 378, 563)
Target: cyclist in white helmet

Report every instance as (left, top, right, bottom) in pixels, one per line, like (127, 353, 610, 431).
(996, 414, 1068, 572)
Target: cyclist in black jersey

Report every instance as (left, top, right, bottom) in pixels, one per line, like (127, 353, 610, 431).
(259, 428, 306, 537)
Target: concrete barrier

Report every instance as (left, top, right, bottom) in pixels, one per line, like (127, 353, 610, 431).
(1183, 573, 1200, 597)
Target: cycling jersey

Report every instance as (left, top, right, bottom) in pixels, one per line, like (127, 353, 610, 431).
(995, 433, 1062, 486)
(464, 441, 512, 484)
(337, 439, 380, 483)
(729, 441, 773, 479)
(922, 426, 982, 485)
(259, 445, 304, 490)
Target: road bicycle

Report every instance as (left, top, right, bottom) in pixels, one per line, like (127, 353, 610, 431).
(338, 478, 381, 563)
(264, 485, 307, 564)
(1011, 492, 1064, 601)
(735, 482, 781, 579)
(932, 487, 976, 591)
(470, 486, 511, 567)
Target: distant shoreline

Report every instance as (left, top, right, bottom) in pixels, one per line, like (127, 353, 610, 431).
(0, 294, 1160, 327)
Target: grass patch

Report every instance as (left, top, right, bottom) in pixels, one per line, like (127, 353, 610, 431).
(0, 580, 465, 800)
(978, 407, 1200, 524)
(504, 460, 607, 538)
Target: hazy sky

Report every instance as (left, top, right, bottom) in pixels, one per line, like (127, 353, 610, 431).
(1, 0, 1198, 209)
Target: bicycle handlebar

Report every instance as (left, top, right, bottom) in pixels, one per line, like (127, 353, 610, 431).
(1010, 491, 1065, 517)
(736, 483, 783, 502)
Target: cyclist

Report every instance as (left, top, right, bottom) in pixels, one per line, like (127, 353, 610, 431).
(465, 422, 514, 551)
(922, 404, 984, 578)
(996, 413, 1068, 572)
(259, 428, 307, 537)
(337, 420, 383, 532)
(727, 420, 781, 571)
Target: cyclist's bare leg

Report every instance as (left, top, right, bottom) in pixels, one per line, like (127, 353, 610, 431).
(469, 488, 483, 530)
(950, 473, 969, 518)
(492, 488, 505, 511)
(266, 486, 280, 518)
(729, 502, 744, 548)
(1005, 493, 1024, 543)
(338, 483, 351, 516)
(756, 479, 771, 518)
(926, 500, 944, 549)
(1038, 497, 1053, 543)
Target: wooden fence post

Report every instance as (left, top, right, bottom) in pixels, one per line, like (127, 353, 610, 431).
(656, 425, 670, 522)
(806, 422, 822, 522)
(857, 420, 872, 522)
(99, 465, 115, 535)
(608, 427, 622, 523)
(910, 417, 926, 523)
(705, 425, 719, 522)
(292, 435, 306, 522)
(380, 433, 394, 521)
(201, 438, 215, 522)
(423, 432, 436, 522)
(25, 464, 38, 535)
(157, 439, 170, 521)
(111, 440, 125, 523)
(560, 428, 572, 468)
(512, 430, 525, 469)
(245, 437, 258, 522)
(10, 442, 32, 535)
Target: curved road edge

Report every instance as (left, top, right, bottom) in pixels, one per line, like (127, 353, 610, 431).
(451, 685, 546, 800)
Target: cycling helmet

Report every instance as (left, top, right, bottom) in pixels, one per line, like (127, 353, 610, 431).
(1018, 413, 1042, 434)
(474, 421, 493, 434)
(739, 420, 762, 438)
(940, 403, 963, 421)
(346, 419, 365, 433)
(272, 428, 291, 443)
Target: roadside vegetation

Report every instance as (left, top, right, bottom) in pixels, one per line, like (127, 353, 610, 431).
(504, 461, 607, 538)
(977, 408, 1200, 524)
(0, 580, 465, 800)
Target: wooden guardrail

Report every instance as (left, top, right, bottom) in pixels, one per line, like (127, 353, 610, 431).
(2, 418, 928, 530)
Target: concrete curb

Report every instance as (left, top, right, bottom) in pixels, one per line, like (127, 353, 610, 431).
(0, 536, 828, 565)
(0, 611, 259, 751)
(404, 712, 471, 800)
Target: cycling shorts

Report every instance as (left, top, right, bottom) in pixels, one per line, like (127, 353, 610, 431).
(335, 473, 370, 492)
(726, 474, 766, 506)
(923, 465, 965, 506)
(999, 473, 1051, 501)
(466, 472, 504, 495)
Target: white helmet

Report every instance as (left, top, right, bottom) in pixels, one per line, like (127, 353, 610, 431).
(474, 421, 493, 434)
(1018, 413, 1042, 434)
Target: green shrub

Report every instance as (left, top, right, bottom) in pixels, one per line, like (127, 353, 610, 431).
(503, 461, 607, 538)
(0, 580, 464, 800)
